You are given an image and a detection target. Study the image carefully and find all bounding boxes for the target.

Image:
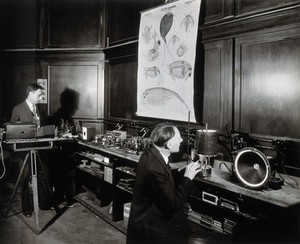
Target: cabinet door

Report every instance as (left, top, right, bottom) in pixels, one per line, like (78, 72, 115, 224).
(104, 48, 138, 120)
(203, 39, 233, 133)
(47, 0, 105, 48)
(234, 29, 300, 139)
(236, 0, 300, 15)
(0, 0, 38, 48)
(48, 58, 105, 119)
(204, 0, 234, 23)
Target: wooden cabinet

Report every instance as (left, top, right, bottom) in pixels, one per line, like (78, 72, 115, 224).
(46, 0, 106, 48)
(0, 0, 38, 49)
(0, 0, 106, 49)
(235, 0, 300, 15)
(204, 0, 300, 24)
(75, 141, 140, 233)
(113, 159, 136, 224)
(203, 39, 233, 133)
(75, 147, 124, 231)
(204, 0, 234, 23)
(188, 171, 300, 242)
(104, 45, 138, 120)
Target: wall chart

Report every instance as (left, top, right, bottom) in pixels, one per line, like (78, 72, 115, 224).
(136, 0, 201, 122)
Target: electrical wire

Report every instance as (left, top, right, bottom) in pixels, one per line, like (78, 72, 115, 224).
(277, 148, 299, 189)
(218, 161, 232, 173)
(218, 141, 234, 162)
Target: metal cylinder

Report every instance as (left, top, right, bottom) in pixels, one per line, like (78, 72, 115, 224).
(195, 129, 218, 156)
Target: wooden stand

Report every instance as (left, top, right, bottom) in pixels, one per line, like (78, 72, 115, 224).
(5, 138, 67, 234)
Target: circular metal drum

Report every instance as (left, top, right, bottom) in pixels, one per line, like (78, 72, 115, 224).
(233, 147, 271, 189)
(196, 129, 218, 156)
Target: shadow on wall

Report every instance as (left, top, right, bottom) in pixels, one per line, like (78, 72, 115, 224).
(47, 87, 80, 127)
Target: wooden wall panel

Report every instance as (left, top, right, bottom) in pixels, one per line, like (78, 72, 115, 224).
(47, 0, 104, 48)
(204, 0, 234, 23)
(48, 60, 104, 118)
(203, 0, 300, 24)
(203, 40, 233, 133)
(236, 0, 300, 15)
(0, 0, 37, 48)
(203, 47, 221, 128)
(1, 59, 37, 122)
(234, 28, 300, 139)
(107, 0, 164, 45)
(106, 57, 138, 120)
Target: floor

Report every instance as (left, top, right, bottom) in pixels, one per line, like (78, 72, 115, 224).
(0, 183, 126, 244)
(0, 181, 232, 244)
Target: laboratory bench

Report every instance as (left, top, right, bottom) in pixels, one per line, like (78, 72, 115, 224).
(73, 140, 300, 241)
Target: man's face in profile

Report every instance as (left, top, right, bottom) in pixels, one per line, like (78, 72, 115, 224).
(167, 127, 183, 153)
(29, 89, 43, 104)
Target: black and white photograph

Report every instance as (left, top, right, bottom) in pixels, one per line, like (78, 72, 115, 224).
(0, 0, 299, 243)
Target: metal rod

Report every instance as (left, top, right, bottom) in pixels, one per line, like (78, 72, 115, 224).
(187, 111, 190, 165)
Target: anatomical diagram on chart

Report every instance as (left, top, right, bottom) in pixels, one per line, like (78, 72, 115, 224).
(136, 0, 201, 122)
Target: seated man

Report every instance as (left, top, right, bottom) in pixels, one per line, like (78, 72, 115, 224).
(127, 123, 202, 244)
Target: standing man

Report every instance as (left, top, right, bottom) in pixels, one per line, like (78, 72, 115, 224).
(11, 83, 43, 126)
(10, 83, 46, 217)
(127, 123, 202, 244)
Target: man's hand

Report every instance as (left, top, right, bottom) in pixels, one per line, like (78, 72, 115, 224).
(184, 161, 203, 180)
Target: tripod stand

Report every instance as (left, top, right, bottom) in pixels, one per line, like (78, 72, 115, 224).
(5, 139, 55, 234)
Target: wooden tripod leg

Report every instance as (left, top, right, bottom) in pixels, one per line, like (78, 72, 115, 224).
(31, 150, 39, 234)
(5, 153, 30, 217)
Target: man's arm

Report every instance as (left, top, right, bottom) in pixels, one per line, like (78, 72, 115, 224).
(147, 166, 193, 220)
(10, 106, 20, 122)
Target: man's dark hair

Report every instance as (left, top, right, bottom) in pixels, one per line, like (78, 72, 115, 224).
(150, 123, 176, 147)
(26, 83, 44, 96)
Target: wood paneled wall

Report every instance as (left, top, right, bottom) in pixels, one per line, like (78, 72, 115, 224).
(48, 60, 104, 118)
(0, 52, 105, 123)
(47, 0, 105, 48)
(106, 56, 138, 120)
(106, 0, 165, 45)
(0, 0, 106, 124)
(203, 39, 233, 133)
(234, 30, 300, 139)
(1, 55, 37, 121)
(1, 0, 300, 142)
(201, 0, 300, 174)
(0, 0, 38, 48)
(202, 0, 300, 140)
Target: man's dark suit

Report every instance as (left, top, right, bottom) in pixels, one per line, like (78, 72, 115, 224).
(11, 101, 35, 123)
(127, 145, 193, 244)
